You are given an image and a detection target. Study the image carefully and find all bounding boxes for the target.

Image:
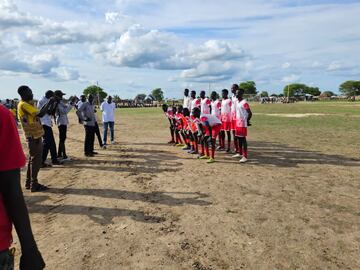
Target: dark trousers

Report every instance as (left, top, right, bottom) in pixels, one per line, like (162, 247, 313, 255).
(26, 138, 43, 187)
(103, 122, 114, 144)
(58, 125, 67, 158)
(42, 125, 57, 164)
(94, 122, 103, 147)
(84, 125, 95, 155)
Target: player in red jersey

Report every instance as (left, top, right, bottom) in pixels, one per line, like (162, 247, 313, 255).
(233, 88, 252, 163)
(230, 84, 239, 153)
(192, 107, 222, 163)
(220, 89, 232, 152)
(180, 108, 191, 151)
(200, 90, 211, 115)
(186, 112, 200, 154)
(162, 104, 175, 144)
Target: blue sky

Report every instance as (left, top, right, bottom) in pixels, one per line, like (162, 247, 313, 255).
(1, 0, 359, 99)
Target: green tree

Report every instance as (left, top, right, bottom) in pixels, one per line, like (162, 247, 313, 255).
(304, 87, 321, 96)
(151, 88, 164, 101)
(239, 81, 257, 95)
(112, 95, 121, 103)
(339, 80, 360, 97)
(83, 85, 108, 101)
(260, 91, 269, 97)
(283, 83, 308, 97)
(134, 94, 147, 103)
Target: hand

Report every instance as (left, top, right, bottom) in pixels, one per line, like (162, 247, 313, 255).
(20, 248, 45, 270)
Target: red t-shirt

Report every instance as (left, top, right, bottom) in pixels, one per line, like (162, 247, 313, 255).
(0, 104, 27, 251)
(0, 104, 26, 171)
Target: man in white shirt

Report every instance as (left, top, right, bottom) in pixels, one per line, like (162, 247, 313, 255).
(183, 89, 191, 109)
(100, 96, 116, 145)
(37, 90, 62, 166)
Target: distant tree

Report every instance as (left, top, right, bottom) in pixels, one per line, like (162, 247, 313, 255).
(112, 95, 121, 103)
(151, 88, 164, 102)
(283, 83, 308, 97)
(304, 87, 321, 96)
(134, 94, 147, 103)
(83, 85, 108, 101)
(239, 81, 257, 95)
(320, 91, 335, 98)
(270, 93, 278, 97)
(260, 91, 269, 97)
(339, 80, 360, 97)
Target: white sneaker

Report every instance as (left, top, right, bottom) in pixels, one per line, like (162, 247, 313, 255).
(61, 157, 72, 162)
(239, 157, 248, 163)
(232, 153, 242, 158)
(110, 141, 115, 145)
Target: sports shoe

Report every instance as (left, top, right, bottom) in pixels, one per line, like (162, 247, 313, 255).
(61, 157, 72, 162)
(102, 145, 107, 149)
(182, 146, 191, 150)
(232, 153, 242, 158)
(239, 157, 248, 163)
(31, 183, 49, 193)
(199, 155, 210, 160)
(207, 158, 215, 164)
(110, 141, 115, 145)
(176, 143, 185, 147)
(52, 160, 63, 165)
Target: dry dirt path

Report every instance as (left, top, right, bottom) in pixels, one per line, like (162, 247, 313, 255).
(14, 111, 360, 270)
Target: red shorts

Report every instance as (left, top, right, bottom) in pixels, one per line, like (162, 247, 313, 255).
(235, 127, 247, 137)
(204, 124, 222, 139)
(231, 119, 237, 130)
(222, 121, 231, 131)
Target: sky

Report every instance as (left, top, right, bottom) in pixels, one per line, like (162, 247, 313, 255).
(1, 0, 360, 99)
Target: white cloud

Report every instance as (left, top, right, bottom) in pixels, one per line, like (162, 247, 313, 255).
(282, 62, 291, 69)
(281, 74, 300, 83)
(327, 61, 342, 71)
(50, 67, 80, 81)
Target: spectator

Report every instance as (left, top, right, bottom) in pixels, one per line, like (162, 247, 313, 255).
(0, 104, 45, 269)
(55, 90, 75, 161)
(78, 95, 97, 157)
(37, 90, 62, 167)
(100, 96, 116, 146)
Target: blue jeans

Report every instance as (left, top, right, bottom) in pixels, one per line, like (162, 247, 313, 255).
(103, 122, 114, 144)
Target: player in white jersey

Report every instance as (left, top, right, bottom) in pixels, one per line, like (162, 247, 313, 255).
(220, 89, 232, 152)
(189, 90, 200, 114)
(192, 107, 222, 163)
(230, 84, 239, 153)
(200, 91, 211, 115)
(233, 88, 252, 163)
(210, 91, 222, 150)
(183, 89, 191, 109)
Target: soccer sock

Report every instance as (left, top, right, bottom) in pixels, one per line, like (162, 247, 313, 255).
(238, 137, 243, 155)
(205, 144, 210, 157)
(170, 127, 175, 141)
(227, 132, 231, 150)
(243, 137, 248, 158)
(211, 143, 215, 159)
(201, 143, 205, 155)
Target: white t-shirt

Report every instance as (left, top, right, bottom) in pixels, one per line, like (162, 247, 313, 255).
(200, 114, 222, 127)
(183, 96, 191, 109)
(221, 99, 232, 122)
(235, 99, 250, 128)
(100, 102, 116, 122)
(211, 100, 221, 120)
(200, 98, 211, 114)
(231, 95, 238, 120)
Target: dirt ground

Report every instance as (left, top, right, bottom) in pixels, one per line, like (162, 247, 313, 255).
(14, 108, 360, 270)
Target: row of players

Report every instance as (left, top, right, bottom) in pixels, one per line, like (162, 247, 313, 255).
(163, 84, 252, 163)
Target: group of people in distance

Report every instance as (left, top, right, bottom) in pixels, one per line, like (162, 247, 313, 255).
(163, 84, 252, 164)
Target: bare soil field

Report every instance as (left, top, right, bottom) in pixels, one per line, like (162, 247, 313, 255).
(15, 104, 360, 269)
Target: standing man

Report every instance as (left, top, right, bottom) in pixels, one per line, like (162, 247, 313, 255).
(55, 90, 75, 161)
(17, 85, 55, 192)
(37, 90, 62, 166)
(0, 103, 45, 269)
(189, 90, 200, 115)
(230, 84, 239, 153)
(183, 89, 191, 109)
(78, 95, 97, 157)
(100, 95, 116, 146)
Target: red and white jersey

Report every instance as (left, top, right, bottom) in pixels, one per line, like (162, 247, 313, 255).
(235, 99, 250, 128)
(200, 114, 222, 127)
(221, 98, 232, 122)
(211, 100, 221, 120)
(200, 98, 211, 114)
(165, 108, 174, 119)
(189, 98, 200, 114)
(231, 94, 238, 120)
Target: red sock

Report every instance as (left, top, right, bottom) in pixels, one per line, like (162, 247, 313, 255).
(205, 145, 210, 157)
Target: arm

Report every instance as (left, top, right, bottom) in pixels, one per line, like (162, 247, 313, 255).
(247, 108, 252, 126)
(37, 98, 56, 118)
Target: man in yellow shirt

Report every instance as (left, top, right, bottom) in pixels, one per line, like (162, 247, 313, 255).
(17, 85, 57, 192)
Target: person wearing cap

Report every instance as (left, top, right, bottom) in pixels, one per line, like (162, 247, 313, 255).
(55, 90, 76, 161)
(37, 90, 62, 166)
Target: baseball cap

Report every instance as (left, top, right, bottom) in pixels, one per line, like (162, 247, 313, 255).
(54, 90, 66, 97)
